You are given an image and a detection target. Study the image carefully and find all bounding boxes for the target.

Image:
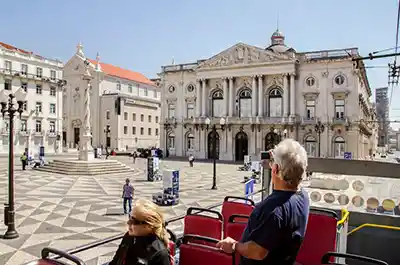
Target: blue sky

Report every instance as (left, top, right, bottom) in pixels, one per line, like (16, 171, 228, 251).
(1, 0, 399, 128)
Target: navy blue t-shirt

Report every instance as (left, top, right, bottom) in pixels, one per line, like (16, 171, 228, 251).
(240, 189, 309, 265)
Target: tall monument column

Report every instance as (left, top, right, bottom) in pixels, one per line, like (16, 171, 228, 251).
(79, 67, 94, 161)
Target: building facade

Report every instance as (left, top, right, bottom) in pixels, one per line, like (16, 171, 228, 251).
(159, 31, 377, 161)
(0, 42, 64, 155)
(63, 44, 161, 151)
(375, 87, 389, 147)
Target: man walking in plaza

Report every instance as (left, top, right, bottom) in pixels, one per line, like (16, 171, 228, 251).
(217, 139, 310, 265)
(122, 178, 134, 215)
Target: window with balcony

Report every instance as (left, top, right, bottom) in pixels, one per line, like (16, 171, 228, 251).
(50, 103, 56, 114)
(22, 83, 28, 92)
(187, 103, 195, 118)
(5, 61, 12, 72)
(168, 133, 175, 148)
(21, 64, 28, 75)
(186, 133, 194, 150)
(268, 88, 283, 117)
(334, 99, 345, 119)
(155, 128, 159, 136)
(35, 120, 42, 133)
(50, 70, 56, 80)
(140, 114, 144, 122)
(155, 116, 159, 123)
(168, 104, 175, 118)
(124, 126, 128, 134)
(128, 84, 133, 93)
(4, 79, 11, 90)
(21, 120, 27, 132)
(36, 102, 42, 113)
(50, 87, 56, 96)
(140, 127, 144, 135)
(36, 85, 42, 94)
(132, 126, 136, 134)
(49, 121, 55, 133)
(212, 90, 224, 117)
(306, 100, 315, 119)
(132, 113, 136, 121)
(148, 115, 152, 122)
(148, 128, 152, 135)
(36, 67, 43, 78)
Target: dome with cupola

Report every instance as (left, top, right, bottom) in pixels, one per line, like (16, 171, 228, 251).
(266, 29, 295, 54)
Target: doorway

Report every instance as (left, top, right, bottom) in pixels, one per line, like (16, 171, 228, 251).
(207, 131, 220, 159)
(235, 131, 248, 161)
(74, 128, 80, 148)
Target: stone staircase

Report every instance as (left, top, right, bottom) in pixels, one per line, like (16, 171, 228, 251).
(35, 159, 135, 175)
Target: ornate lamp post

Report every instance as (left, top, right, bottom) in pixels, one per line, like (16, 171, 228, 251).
(204, 117, 226, 190)
(315, 120, 325, 157)
(104, 125, 111, 148)
(0, 88, 27, 239)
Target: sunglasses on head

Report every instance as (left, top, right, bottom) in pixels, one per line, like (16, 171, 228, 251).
(127, 216, 148, 226)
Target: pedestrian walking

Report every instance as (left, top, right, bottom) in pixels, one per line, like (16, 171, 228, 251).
(122, 178, 134, 215)
(20, 152, 27, 170)
(133, 151, 137, 164)
(188, 154, 194, 167)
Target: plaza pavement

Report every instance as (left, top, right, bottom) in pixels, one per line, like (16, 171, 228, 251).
(0, 155, 399, 265)
(0, 157, 258, 265)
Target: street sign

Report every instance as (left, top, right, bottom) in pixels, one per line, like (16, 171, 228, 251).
(344, 152, 352, 160)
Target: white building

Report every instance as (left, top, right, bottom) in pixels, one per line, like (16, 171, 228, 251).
(0, 42, 64, 155)
(159, 30, 377, 161)
(63, 44, 161, 151)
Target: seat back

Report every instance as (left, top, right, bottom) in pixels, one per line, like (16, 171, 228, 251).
(167, 228, 176, 263)
(321, 252, 389, 265)
(179, 234, 234, 265)
(296, 208, 338, 265)
(25, 247, 85, 265)
(184, 207, 223, 240)
(225, 214, 249, 241)
(222, 196, 254, 237)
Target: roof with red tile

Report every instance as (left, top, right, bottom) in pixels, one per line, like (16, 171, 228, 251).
(88, 59, 155, 86)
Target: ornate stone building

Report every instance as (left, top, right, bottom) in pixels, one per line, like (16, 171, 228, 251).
(159, 30, 377, 161)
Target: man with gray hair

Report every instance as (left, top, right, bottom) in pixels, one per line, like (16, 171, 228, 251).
(217, 139, 310, 265)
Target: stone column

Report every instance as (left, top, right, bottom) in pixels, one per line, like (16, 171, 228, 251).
(228, 77, 234, 116)
(195, 79, 201, 117)
(257, 75, 263, 116)
(223, 78, 228, 116)
(201, 79, 207, 117)
(289, 73, 296, 117)
(251, 76, 257, 117)
(79, 68, 94, 161)
(283, 74, 289, 117)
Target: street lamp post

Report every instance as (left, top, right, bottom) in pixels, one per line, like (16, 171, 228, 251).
(0, 89, 26, 239)
(104, 125, 111, 148)
(204, 117, 226, 190)
(315, 120, 325, 157)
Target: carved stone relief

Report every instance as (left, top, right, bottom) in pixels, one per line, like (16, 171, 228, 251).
(266, 75, 284, 88)
(185, 97, 196, 104)
(72, 119, 82, 128)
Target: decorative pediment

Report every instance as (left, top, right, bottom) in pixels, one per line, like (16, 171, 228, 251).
(265, 75, 284, 88)
(198, 43, 292, 69)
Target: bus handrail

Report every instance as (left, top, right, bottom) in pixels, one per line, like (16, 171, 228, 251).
(52, 187, 267, 260)
(348, 223, 400, 236)
(337, 208, 350, 226)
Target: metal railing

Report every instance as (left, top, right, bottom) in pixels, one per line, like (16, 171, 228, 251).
(347, 223, 400, 236)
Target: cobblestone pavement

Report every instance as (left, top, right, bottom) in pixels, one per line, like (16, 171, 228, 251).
(0, 158, 257, 265)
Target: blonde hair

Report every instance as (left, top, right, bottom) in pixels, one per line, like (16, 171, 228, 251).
(132, 199, 169, 247)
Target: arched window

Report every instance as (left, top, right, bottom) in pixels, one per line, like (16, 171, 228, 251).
(268, 88, 283, 117)
(305, 135, 316, 157)
(211, 90, 224, 117)
(334, 136, 345, 158)
(168, 132, 175, 149)
(186, 132, 194, 150)
(238, 89, 252, 117)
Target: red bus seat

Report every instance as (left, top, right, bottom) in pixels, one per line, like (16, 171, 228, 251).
(321, 252, 389, 265)
(25, 247, 85, 265)
(296, 208, 338, 265)
(184, 207, 223, 241)
(225, 214, 249, 241)
(179, 234, 234, 265)
(222, 196, 254, 237)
